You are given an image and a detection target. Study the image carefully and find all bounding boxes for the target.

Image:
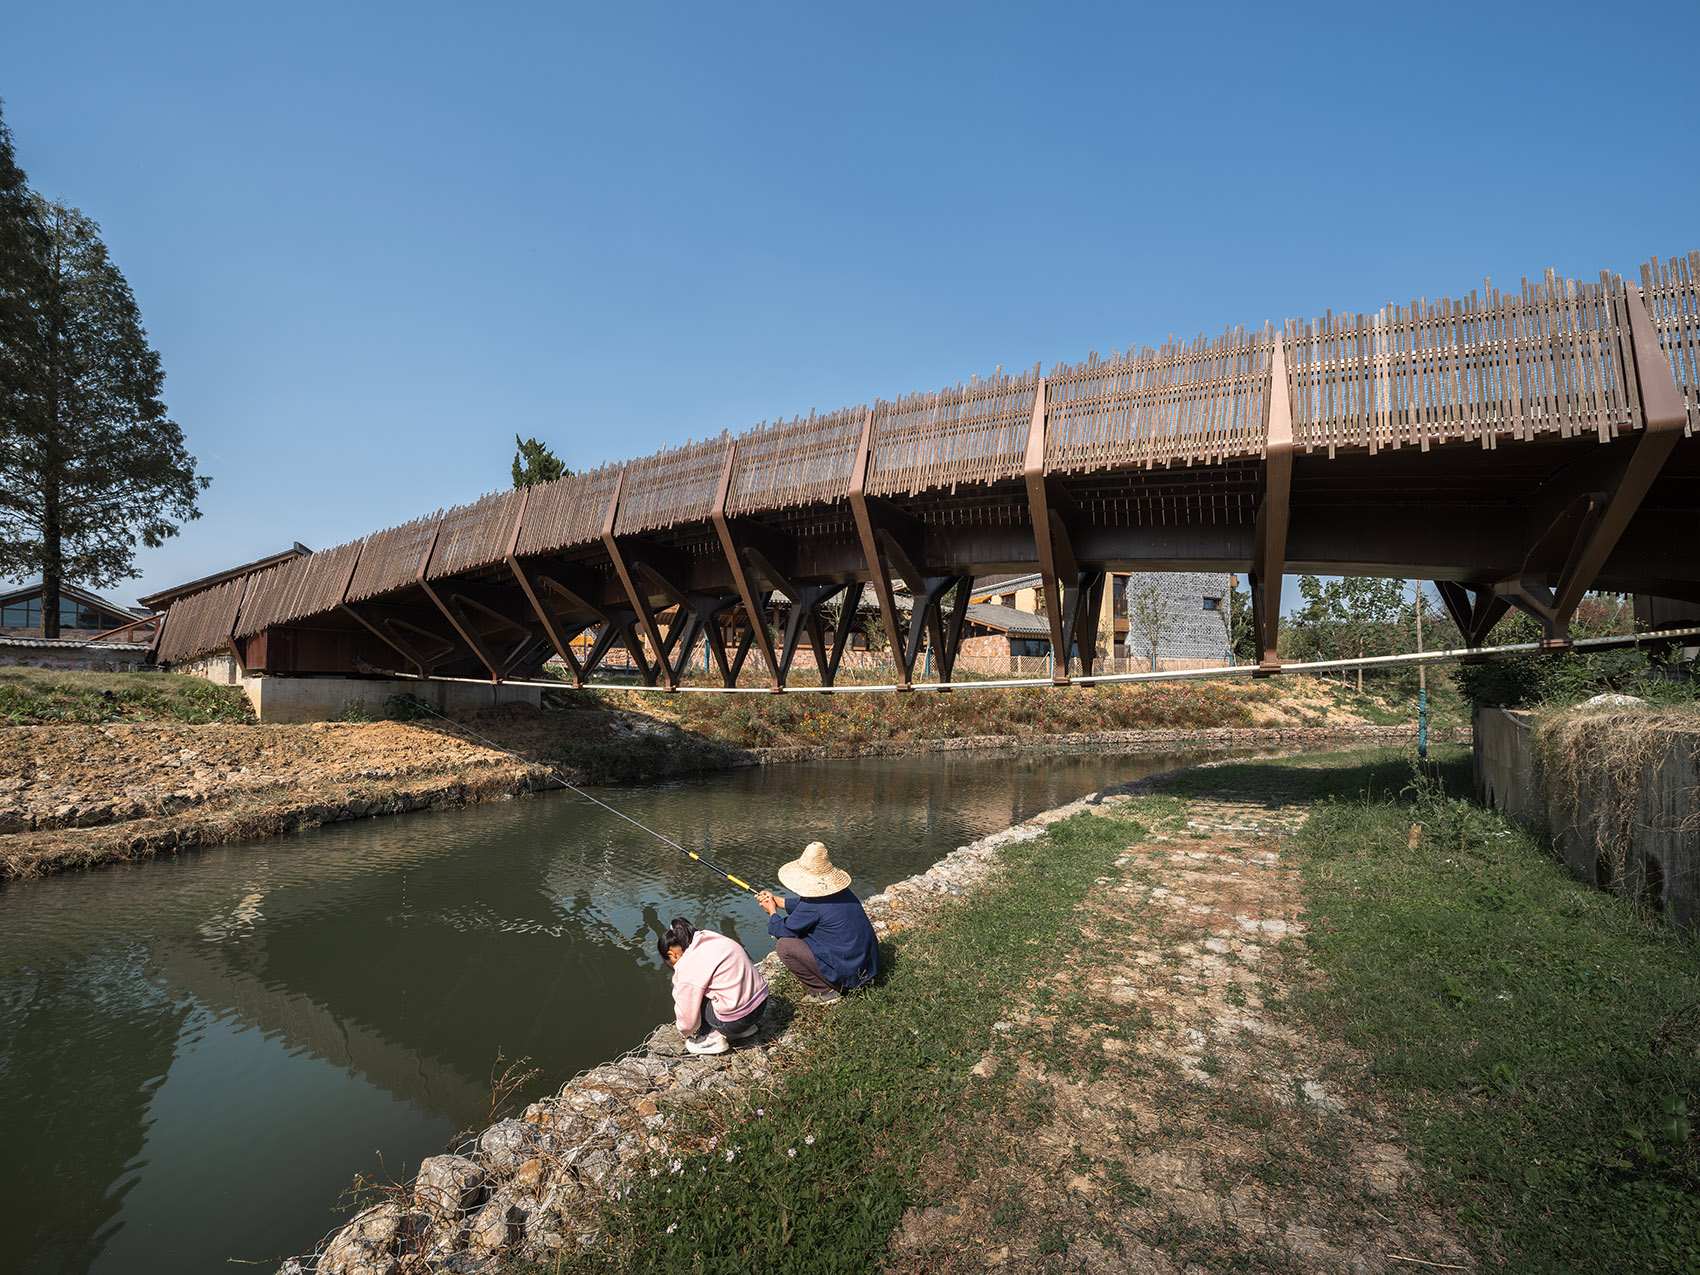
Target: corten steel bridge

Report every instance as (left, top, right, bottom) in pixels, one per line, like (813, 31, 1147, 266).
(154, 252, 1700, 693)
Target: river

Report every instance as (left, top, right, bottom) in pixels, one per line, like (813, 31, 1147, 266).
(1, 747, 1238, 1274)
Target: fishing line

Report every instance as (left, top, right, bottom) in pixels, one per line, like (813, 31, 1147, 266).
(405, 699, 766, 896)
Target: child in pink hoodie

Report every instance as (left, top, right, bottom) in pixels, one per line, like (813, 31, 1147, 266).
(657, 917, 769, 1056)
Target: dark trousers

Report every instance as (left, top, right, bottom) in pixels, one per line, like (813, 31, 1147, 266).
(702, 995, 765, 1037)
(775, 937, 837, 995)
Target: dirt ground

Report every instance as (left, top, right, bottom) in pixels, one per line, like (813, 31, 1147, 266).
(0, 707, 636, 879)
(886, 791, 1473, 1274)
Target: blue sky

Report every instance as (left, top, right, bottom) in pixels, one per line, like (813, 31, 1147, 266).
(4, 0, 1696, 609)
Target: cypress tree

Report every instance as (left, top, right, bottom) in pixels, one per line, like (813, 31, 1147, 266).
(512, 434, 568, 488)
(0, 131, 208, 636)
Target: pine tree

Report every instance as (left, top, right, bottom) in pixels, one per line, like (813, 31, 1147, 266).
(511, 434, 567, 488)
(0, 192, 208, 636)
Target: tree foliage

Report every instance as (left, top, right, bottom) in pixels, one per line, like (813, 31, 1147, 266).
(1223, 576, 1256, 663)
(1127, 580, 1167, 671)
(0, 115, 207, 637)
(511, 434, 568, 487)
(1285, 575, 1409, 689)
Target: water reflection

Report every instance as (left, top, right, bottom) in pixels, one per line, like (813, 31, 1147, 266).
(0, 748, 1238, 1274)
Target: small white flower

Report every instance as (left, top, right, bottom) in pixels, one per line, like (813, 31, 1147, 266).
(756, 1108, 765, 1115)
(725, 1149, 735, 1161)
(666, 1222, 678, 1234)
(649, 1167, 659, 1177)
(787, 1148, 797, 1158)
(804, 1134, 815, 1145)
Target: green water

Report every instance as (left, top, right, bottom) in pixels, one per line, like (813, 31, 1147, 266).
(0, 747, 1231, 1274)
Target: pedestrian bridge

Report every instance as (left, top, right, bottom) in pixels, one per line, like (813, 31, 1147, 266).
(155, 252, 1700, 692)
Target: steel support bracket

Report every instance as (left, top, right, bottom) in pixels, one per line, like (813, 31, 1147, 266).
(1493, 283, 1686, 645)
(601, 467, 674, 689)
(848, 409, 915, 689)
(709, 439, 784, 690)
(415, 518, 507, 683)
(1250, 332, 1294, 676)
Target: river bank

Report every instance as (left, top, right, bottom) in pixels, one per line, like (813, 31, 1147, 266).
(0, 697, 1459, 881)
(279, 746, 1486, 1275)
(470, 745, 1691, 1275)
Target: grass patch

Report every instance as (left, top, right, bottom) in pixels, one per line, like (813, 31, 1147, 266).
(514, 810, 1142, 1275)
(1154, 743, 1470, 805)
(0, 666, 254, 726)
(1292, 759, 1700, 1271)
(641, 680, 1259, 750)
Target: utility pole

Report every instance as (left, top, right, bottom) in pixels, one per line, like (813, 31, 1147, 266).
(1414, 580, 1427, 760)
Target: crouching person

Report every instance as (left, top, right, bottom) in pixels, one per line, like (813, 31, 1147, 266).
(658, 917, 768, 1056)
(757, 841, 879, 1005)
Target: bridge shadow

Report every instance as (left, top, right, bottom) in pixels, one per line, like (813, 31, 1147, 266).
(1145, 746, 1474, 807)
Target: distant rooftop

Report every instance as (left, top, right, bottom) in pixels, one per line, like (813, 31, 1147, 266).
(893, 593, 1051, 637)
(0, 579, 148, 619)
(970, 573, 1041, 599)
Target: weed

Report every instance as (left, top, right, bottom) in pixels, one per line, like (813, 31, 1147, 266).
(1292, 767, 1700, 1271)
(0, 666, 253, 726)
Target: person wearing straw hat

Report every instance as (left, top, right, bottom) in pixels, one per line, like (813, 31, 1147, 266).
(756, 841, 878, 1004)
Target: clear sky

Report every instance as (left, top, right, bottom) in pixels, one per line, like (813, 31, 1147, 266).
(3, 0, 1696, 610)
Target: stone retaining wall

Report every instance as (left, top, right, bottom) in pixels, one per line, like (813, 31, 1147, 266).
(0, 634, 154, 672)
(748, 723, 1466, 765)
(1473, 704, 1700, 927)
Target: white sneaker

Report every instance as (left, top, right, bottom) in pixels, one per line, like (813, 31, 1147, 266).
(685, 1030, 729, 1055)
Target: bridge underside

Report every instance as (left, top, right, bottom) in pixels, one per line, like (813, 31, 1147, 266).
(217, 427, 1700, 692)
(156, 251, 1700, 691)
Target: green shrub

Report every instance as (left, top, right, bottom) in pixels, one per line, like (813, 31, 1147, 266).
(383, 693, 435, 722)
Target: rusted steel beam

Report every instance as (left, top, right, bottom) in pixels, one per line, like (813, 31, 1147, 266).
(930, 576, 973, 685)
(728, 620, 758, 681)
(225, 574, 253, 675)
(710, 440, 782, 690)
(601, 467, 673, 689)
(849, 409, 912, 689)
(341, 604, 424, 674)
(1251, 331, 1294, 673)
(742, 546, 843, 686)
(342, 601, 467, 674)
(415, 517, 507, 682)
(509, 563, 590, 686)
(506, 486, 592, 685)
(443, 583, 554, 682)
(1058, 570, 1106, 679)
(1494, 282, 1690, 646)
(635, 562, 743, 685)
(1024, 377, 1081, 685)
(823, 580, 865, 688)
(1435, 582, 1511, 650)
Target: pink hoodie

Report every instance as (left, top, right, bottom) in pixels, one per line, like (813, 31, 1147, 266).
(670, 930, 769, 1036)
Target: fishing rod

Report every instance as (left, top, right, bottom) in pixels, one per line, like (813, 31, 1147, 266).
(406, 699, 766, 897)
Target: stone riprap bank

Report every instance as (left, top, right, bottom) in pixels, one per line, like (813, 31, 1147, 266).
(279, 793, 1106, 1274)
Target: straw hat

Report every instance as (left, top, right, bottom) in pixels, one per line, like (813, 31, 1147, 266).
(777, 841, 851, 898)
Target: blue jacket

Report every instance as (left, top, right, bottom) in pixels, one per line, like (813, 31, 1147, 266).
(767, 888, 879, 989)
